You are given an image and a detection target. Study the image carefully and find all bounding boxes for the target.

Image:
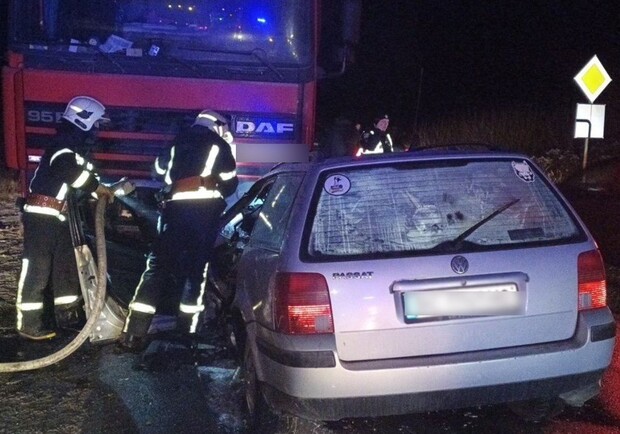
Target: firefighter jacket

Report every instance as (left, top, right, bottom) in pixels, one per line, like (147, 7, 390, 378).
(25, 124, 102, 220)
(357, 128, 394, 156)
(16, 123, 102, 331)
(160, 125, 238, 201)
(123, 125, 238, 337)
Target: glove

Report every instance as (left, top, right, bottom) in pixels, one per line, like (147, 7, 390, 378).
(155, 184, 172, 203)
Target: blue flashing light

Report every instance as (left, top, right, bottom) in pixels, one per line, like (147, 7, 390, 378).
(256, 17, 266, 24)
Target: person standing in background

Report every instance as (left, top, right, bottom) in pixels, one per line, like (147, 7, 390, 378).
(357, 114, 394, 156)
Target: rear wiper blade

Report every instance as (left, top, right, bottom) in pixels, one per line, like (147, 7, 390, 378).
(431, 198, 521, 252)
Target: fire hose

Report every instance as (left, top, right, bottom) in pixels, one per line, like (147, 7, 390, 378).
(0, 196, 110, 372)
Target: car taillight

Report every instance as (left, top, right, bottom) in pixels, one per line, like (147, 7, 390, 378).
(274, 272, 334, 334)
(578, 249, 607, 310)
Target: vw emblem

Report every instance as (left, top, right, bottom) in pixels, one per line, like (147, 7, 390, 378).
(451, 256, 469, 274)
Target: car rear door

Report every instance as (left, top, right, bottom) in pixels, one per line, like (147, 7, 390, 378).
(302, 156, 591, 361)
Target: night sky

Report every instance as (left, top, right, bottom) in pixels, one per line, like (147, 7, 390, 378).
(319, 1, 620, 136)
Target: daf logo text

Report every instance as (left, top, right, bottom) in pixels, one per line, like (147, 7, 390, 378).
(235, 121, 294, 135)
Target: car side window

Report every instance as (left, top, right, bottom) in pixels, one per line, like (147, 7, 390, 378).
(249, 173, 304, 251)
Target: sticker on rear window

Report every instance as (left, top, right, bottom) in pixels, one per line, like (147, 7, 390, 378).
(324, 174, 351, 196)
(512, 160, 535, 183)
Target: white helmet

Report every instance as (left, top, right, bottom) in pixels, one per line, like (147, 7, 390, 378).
(193, 110, 233, 143)
(62, 96, 109, 131)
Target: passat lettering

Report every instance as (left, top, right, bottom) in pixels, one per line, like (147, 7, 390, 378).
(332, 271, 374, 279)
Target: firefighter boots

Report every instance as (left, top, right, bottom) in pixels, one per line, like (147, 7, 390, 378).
(55, 305, 87, 332)
(116, 333, 148, 353)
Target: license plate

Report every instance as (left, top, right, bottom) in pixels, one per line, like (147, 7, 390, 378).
(403, 283, 520, 319)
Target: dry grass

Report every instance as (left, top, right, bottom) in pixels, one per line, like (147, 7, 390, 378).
(411, 104, 620, 185)
(417, 104, 574, 156)
(532, 149, 581, 184)
(0, 167, 18, 202)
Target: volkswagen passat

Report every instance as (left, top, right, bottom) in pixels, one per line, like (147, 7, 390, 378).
(209, 148, 615, 425)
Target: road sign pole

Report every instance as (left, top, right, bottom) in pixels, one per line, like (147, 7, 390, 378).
(582, 136, 589, 182)
(576, 118, 592, 173)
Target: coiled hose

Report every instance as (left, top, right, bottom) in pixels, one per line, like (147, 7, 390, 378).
(0, 197, 109, 372)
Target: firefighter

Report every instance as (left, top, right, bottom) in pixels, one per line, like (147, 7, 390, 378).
(16, 96, 115, 340)
(357, 114, 394, 156)
(119, 110, 238, 351)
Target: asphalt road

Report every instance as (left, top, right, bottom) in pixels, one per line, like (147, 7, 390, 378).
(1, 322, 619, 434)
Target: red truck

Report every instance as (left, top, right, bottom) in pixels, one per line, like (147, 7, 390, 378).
(3, 0, 360, 194)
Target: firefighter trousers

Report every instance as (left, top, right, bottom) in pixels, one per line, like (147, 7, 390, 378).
(16, 212, 81, 332)
(124, 198, 226, 337)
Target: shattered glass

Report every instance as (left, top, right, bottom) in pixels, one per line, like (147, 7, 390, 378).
(308, 160, 580, 257)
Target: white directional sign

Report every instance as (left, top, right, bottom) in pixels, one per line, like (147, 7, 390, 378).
(574, 55, 612, 103)
(574, 103, 605, 139)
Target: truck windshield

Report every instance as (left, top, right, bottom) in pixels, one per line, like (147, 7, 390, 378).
(9, 0, 312, 68)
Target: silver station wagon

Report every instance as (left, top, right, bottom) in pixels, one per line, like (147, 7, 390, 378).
(210, 148, 615, 426)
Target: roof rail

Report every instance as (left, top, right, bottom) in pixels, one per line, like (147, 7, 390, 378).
(409, 142, 500, 153)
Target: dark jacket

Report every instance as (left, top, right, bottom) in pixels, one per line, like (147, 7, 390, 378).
(361, 127, 393, 154)
(28, 121, 101, 199)
(162, 125, 238, 200)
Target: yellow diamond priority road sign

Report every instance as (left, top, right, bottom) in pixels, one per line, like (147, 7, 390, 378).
(574, 55, 612, 103)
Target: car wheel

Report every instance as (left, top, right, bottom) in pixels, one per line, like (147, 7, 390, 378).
(243, 342, 279, 430)
(508, 397, 565, 422)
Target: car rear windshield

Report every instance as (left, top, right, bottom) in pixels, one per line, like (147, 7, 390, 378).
(305, 158, 583, 260)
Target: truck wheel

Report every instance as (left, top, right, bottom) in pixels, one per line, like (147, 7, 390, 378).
(243, 343, 279, 430)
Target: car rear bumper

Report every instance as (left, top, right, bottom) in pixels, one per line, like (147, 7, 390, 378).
(254, 308, 615, 420)
(262, 370, 604, 421)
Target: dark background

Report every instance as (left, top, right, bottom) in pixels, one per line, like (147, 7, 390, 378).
(319, 1, 620, 140)
(1, 1, 619, 150)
